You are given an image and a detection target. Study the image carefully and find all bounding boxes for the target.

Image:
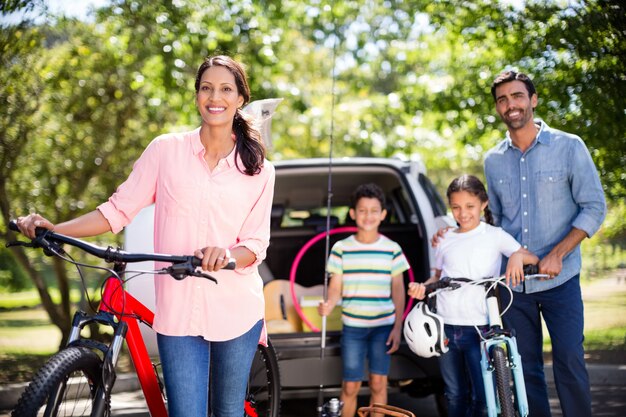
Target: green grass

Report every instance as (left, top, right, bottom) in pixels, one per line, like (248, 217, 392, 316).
(542, 271, 626, 354)
(583, 327, 626, 350)
(0, 288, 90, 309)
(0, 308, 60, 355)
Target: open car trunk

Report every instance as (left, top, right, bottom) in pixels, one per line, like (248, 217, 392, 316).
(262, 158, 447, 404)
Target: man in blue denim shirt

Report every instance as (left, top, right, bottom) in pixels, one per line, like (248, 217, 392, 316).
(484, 71, 606, 417)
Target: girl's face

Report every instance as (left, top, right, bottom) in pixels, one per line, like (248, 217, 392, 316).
(196, 65, 244, 128)
(448, 190, 487, 233)
(349, 197, 387, 233)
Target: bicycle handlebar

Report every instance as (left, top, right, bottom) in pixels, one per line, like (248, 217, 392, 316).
(7, 220, 235, 282)
(424, 264, 544, 295)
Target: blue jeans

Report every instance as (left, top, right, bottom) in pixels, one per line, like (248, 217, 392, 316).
(341, 324, 393, 381)
(439, 324, 487, 417)
(501, 275, 591, 417)
(157, 319, 263, 417)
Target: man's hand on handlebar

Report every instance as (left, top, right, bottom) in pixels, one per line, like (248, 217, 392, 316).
(194, 246, 235, 272)
(538, 252, 563, 279)
(15, 214, 55, 239)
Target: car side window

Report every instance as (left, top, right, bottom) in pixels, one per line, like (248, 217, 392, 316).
(419, 173, 447, 217)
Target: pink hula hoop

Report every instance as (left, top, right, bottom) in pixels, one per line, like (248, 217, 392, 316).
(289, 226, 416, 332)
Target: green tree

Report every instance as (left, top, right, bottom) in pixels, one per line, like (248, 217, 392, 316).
(2, 0, 624, 341)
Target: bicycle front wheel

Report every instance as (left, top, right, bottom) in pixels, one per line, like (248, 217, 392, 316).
(245, 339, 281, 417)
(492, 345, 516, 417)
(11, 346, 110, 417)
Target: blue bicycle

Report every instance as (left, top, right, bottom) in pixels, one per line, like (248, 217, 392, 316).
(405, 265, 547, 417)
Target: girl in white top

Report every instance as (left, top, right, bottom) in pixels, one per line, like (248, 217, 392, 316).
(408, 174, 538, 417)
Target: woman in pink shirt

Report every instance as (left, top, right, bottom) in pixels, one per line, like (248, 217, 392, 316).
(16, 55, 276, 417)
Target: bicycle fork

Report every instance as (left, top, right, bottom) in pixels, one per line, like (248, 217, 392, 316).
(66, 310, 128, 417)
(480, 337, 529, 417)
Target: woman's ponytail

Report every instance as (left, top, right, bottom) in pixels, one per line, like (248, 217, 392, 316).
(233, 110, 265, 176)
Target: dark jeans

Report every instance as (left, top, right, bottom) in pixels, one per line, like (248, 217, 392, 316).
(439, 324, 488, 417)
(501, 275, 592, 417)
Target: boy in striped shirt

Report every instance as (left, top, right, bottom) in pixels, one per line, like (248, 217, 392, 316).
(318, 183, 409, 417)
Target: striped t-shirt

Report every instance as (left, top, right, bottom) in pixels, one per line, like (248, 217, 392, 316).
(327, 235, 410, 328)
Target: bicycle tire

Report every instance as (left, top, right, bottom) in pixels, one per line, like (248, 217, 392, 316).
(11, 346, 110, 417)
(492, 346, 516, 417)
(245, 339, 281, 417)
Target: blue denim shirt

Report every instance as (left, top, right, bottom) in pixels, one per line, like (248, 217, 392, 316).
(484, 121, 606, 293)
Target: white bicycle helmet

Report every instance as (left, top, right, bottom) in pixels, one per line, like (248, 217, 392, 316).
(403, 302, 449, 358)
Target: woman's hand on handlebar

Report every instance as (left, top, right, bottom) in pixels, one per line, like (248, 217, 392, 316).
(194, 246, 233, 272)
(15, 214, 55, 239)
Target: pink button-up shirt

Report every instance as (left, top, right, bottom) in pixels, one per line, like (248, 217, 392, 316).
(98, 128, 275, 343)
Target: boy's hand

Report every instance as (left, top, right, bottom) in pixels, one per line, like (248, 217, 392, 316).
(386, 325, 402, 354)
(407, 282, 426, 300)
(318, 301, 333, 317)
(505, 252, 525, 287)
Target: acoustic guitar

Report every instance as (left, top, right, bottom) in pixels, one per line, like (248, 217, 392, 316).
(263, 280, 342, 333)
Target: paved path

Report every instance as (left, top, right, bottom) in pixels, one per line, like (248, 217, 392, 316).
(1, 272, 624, 416)
(2, 363, 624, 417)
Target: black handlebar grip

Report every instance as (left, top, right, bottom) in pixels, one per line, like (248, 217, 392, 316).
(523, 264, 539, 275)
(191, 256, 236, 270)
(8, 219, 49, 237)
(9, 220, 19, 232)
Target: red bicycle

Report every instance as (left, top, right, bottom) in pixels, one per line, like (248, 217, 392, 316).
(7, 220, 280, 417)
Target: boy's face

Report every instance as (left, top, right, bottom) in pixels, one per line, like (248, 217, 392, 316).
(349, 197, 387, 232)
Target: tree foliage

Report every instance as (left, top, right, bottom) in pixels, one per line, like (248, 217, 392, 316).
(1, 0, 624, 336)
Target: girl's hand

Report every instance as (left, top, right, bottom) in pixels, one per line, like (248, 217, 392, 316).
(16, 213, 55, 239)
(407, 282, 426, 300)
(317, 301, 333, 317)
(505, 252, 525, 287)
(194, 246, 231, 272)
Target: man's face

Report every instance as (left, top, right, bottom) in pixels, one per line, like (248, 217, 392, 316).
(494, 80, 538, 131)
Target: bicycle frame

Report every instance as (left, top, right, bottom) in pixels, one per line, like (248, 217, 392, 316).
(479, 280, 529, 417)
(67, 273, 168, 416)
(9, 221, 277, 417)
(429, 272, 542, 417)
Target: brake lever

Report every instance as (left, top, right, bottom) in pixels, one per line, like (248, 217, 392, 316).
(166, 262, 218, 284)
(190, 270, 218, 283)
(427, 285, 459, 299)
(6, 240, 36, 249)
(525, 274, 552, 280)
(6, 234, 65, 257)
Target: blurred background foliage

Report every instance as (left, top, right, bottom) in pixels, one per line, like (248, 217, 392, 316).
(1, 0, 624, 338)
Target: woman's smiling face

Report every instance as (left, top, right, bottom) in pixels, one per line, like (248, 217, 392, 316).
(196, 65, 244, 127)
